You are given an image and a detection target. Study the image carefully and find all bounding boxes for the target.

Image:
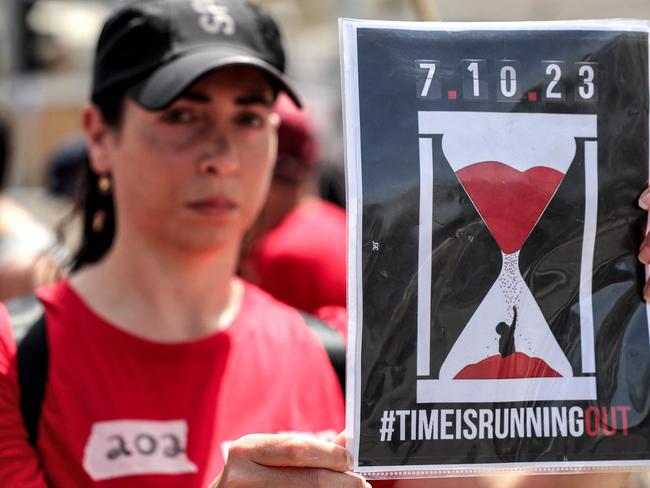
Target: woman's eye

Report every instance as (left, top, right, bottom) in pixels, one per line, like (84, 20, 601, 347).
(236, 112, 264, 128)
(161, 108, 196, 124)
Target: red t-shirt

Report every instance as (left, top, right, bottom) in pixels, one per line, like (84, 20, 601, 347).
(0, 281, 344, 487)
(250, 199, 347, 314)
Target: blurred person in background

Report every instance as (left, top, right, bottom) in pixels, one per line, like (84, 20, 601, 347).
(319, 160, 347, 209)
(0, 115, 63, 301)
(240, 94, 347, 321)
(46, 134, 86, 202)
(0, 0, 368, 487)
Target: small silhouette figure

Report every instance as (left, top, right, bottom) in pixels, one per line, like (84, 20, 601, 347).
(496, 306, 517, 358)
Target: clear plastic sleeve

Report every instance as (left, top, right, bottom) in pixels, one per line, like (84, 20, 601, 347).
(340, 18, 650, 479)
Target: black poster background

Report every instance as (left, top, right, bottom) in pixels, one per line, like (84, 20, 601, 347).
(355, 27, 650, 467)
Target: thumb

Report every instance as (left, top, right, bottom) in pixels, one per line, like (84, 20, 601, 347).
(333, 431, 347, 447)
(333, 433, 370, 487)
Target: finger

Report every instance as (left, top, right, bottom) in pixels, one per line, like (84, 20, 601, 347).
(332, 431, 359, 475)
(230, 433, 353, 472)
(639, 233, 650, 264)
(639, 239, 650, 264)
(640, 246, 650, 265)
(218, 462, 371, 488)
(334, 430, 347, 447)
(259, 467, 371, 488)
(639, 187, 650, 210)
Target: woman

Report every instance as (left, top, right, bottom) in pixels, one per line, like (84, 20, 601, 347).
(0, 1, 368, 487)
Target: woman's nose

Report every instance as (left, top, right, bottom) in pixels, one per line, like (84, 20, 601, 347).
(198, 157, 220, 175)
(197, 133, 237, 176)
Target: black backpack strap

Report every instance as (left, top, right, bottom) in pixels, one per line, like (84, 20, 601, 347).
(5, 294, 48, 447)
(299, 311, 346, 392)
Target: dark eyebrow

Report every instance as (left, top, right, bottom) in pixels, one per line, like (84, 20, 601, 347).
(235, 94, 274, 107)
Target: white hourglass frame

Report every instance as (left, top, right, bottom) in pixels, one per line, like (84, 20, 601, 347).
(416, 111, 598, 403)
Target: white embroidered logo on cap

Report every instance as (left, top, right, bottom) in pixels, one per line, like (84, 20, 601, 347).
(191, 0, 236, 36)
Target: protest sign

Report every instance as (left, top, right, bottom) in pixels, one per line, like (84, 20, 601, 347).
(341, 19, 650, 478)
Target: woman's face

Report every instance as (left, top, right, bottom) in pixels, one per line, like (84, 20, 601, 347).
(96, 66, 280, 253)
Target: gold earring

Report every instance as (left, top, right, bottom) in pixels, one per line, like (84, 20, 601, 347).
(98, 175, 112, 195)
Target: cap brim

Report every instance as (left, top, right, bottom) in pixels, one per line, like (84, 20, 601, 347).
(127, 48, 302, 111)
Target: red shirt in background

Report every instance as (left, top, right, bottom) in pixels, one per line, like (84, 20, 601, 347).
(250, 199, 347, 314)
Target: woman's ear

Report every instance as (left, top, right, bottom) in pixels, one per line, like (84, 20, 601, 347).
(82, 104, 113, 175)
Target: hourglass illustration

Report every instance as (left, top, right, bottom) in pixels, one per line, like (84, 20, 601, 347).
(416, 111, 598, 403)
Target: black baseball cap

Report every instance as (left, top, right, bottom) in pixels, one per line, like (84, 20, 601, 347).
(91, 0, 302, 111)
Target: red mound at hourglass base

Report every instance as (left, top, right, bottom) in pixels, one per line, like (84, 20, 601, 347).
(454, 352, 561, 379)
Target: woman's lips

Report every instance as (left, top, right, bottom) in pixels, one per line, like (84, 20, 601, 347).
(186, 197, 238, 216)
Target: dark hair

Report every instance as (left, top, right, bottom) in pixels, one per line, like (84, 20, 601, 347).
(69, 92, 124, 271)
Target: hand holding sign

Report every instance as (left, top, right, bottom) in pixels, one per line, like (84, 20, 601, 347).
(210, 433, 371, 488)
(638, 186, 650, 300)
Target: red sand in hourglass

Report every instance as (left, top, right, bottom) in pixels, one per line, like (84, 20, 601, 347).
(456, 161, 564, 254)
